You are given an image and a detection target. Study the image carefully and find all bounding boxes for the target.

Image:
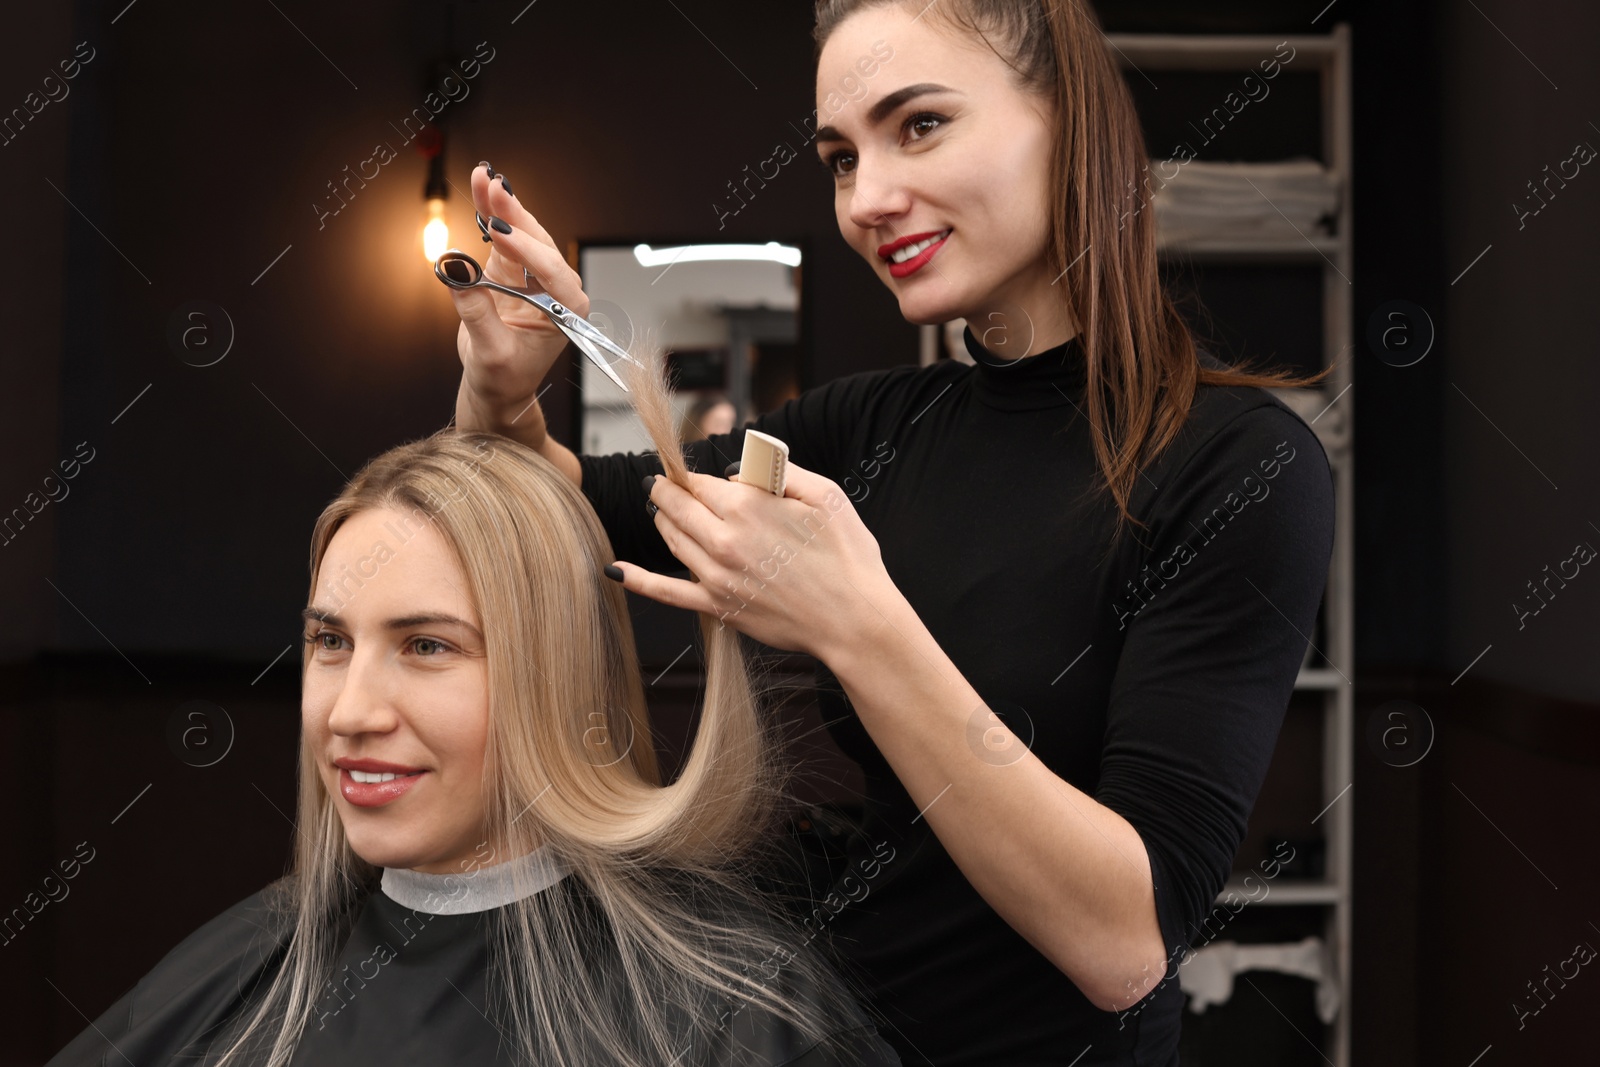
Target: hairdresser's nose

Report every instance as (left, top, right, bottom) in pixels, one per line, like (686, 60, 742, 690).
(846, 153, 913, 236)
(324, 645, 402, 739)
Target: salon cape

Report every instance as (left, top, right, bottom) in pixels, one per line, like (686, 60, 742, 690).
(43, 846, 900, 1066)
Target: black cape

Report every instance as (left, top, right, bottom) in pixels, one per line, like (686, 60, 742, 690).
(44, 872, 901, 1067)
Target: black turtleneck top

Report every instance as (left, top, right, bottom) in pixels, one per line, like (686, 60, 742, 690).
(579, 327, 1335, 1066)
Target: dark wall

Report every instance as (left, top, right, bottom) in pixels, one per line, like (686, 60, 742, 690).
(1437, 0, 1600, 699)
(1422, 0, 1600, 1063)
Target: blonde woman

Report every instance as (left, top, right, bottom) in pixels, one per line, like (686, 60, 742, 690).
(44, 350, 899, 1067)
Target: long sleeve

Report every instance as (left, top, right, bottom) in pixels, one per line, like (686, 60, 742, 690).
(578, 367, 915, 573)
(1091, 401, 1335, 969)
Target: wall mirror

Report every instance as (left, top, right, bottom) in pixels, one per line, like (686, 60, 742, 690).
(574, 239, 805, 456)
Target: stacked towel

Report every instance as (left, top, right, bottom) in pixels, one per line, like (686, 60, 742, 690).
(1178, 935, 1340, 1024)
(1152, 159, 1341, 243)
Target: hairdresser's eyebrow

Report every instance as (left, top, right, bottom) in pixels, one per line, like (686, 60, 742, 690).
(302, 606, 483, 641)
(814, 83, 963, 144)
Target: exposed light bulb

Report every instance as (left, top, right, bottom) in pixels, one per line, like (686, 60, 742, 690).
(423, 197, 449, 262)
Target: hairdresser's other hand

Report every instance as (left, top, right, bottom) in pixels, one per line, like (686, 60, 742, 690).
(612, 460, 898, 660)
(451, 163, 586, 441)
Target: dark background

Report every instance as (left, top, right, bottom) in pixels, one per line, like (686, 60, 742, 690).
(2, 0, 1597, 1063)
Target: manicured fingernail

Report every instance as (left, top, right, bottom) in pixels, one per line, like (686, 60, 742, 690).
(497, 173, 514, 196)
(645, 501, 659, 518)
(724, 461, 741, 477)
(443, 259, 471, 284)
(603, 563, 624, 582)
(641, 474, 658, 493)
(479, 160, 496, 177)
(488, 216, 512, 235)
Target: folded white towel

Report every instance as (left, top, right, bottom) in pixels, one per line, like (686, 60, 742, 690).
(1151, 158, 1341, 238)
(1177, 936, 1340, 1024)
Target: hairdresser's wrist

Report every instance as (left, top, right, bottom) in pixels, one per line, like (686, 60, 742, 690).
(813, 569, 917, 678)
(454, 378, 583, 487)
(454, 376, 547, 452)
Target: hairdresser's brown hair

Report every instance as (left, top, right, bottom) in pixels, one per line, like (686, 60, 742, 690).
(814, 0, 1336, 547)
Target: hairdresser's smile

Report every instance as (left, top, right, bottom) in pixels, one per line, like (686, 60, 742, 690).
(302, 507, 492, 874)
(880, 228, 952, 277)
(815, 6, 1074, 353)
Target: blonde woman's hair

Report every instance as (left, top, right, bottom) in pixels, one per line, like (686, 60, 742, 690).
(208, 336, 875, 1067)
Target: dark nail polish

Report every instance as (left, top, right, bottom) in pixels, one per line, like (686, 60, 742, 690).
(443, 259, 471, 284)
(603, 563, 624, 582)
(480, 160, 496, 178)
(724, 461, 742, 477)
(488, 215, 513, 235)
(641, 474, 658, 493)
(645, 501, 659, 518)
(497, 174, 514, 196)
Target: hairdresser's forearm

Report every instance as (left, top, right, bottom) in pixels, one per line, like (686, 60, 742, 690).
(454, 378, 582, 487)
(819, 582, 1168, 1013)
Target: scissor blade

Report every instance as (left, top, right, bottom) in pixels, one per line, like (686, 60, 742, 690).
(569, 331, 632, 392)
(562, 313, 638, 364)
(505, 286, 635, 392)
(557, 313, 642, 392)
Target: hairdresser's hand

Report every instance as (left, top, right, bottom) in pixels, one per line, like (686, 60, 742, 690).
(450, 163, 587, 443)
(611, 460, 899, 660)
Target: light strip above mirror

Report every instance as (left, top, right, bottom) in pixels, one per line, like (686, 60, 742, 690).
(632, 242, 802, 267)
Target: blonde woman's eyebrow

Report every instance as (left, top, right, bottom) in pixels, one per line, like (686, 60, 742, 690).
(814, 83, 963, 144)
(301, 606, 483, 640)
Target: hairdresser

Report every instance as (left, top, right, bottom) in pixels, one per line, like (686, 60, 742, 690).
(442, 1, 1335, 1064)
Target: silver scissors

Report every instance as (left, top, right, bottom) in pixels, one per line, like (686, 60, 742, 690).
(433, 232, 640, 392)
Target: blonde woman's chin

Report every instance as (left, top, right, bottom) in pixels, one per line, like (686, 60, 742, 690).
(340, 824, 449, 873)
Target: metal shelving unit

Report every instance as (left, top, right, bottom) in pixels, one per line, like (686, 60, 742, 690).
(1104, 24, 1355, 1067)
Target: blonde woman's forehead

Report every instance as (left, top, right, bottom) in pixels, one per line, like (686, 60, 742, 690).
(310, 508, 480, 634)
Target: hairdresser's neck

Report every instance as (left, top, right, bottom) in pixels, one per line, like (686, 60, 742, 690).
(963, 284, 1079, 361)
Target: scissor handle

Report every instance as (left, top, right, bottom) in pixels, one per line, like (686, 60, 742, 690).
(434, 249, 486, 289)
(431, 248, 638, 391)
(434, 249, 558, 307)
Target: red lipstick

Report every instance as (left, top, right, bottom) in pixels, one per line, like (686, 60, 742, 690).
(880, 229, 950, 279)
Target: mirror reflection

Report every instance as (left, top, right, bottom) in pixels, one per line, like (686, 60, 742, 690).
(576, 242, 803, 455)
